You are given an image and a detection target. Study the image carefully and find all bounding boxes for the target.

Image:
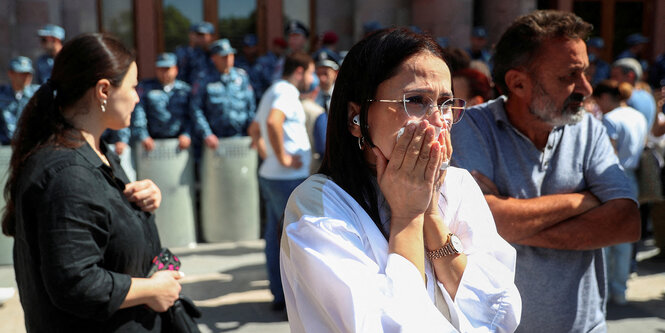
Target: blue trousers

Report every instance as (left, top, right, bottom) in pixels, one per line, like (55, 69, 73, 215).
(258, 176, 306, 304)
(604, 242, 632, 300)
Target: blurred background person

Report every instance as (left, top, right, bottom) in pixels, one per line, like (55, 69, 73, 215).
(593, 79, 647, 305)
(252, 51, 314, 311)
(0, 57, 39, 145)
(132, 52, 192, 152)
(466, 26, 492, 69)
(34, 24, 64, 85)
(192, 38, 255, 150)
(586, 37, 611, 86)
(272, 20, 310, 82)
(611, 58, 656, 132)
(236, 34, 272, 103)
(313, 49, 339, 111)
(300, 75, 324, 174)
(452, 68, 492, 106)
(616, 33, 650, 73)
(175, 22, 215, 86)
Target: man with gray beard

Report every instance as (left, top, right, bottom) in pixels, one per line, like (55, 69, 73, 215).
(451, 10, 640, 333)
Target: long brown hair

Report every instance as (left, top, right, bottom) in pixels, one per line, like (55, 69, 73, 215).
(2, 33, 135, 236)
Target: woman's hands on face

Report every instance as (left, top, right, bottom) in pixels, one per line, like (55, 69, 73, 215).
(425, 123, 452, 216)
(373, 120, 443, 222)
(124, 179, 162, 212)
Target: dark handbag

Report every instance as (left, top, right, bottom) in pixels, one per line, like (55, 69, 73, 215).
(149, 248, 203, 333)
(162, 296, 202, 333)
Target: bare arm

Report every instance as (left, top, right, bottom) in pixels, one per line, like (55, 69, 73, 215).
(247, 121, 266, 160)
(266, 108, 301, 168)
(473, 171, 601, 242)
(120, 270, 182, 312)
(517, 198, 640, 250)
(475, 169, 640, 250)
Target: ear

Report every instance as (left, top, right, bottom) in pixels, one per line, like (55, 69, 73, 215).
(347, 102, 362, 138)
(504, 69, 531, 99)
(95, 78, 112, 101)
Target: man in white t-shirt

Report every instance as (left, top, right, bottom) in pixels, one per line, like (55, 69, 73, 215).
(249, 51, 314, 310)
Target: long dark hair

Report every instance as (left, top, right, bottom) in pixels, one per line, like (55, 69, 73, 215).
(2, 33, 135, 236)
(318, 27, 445, 234)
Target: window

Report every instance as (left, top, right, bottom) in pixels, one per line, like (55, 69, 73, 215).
(99, 0, 134, 48)
(283, 0, 310, 30)
(162, 0, 204, 52)
(217, 0, 257, 49)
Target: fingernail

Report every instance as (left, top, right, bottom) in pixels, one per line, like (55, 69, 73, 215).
(179, 271, 185, 277)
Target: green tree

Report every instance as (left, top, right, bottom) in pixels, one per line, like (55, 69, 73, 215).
(163, 5, 191, 52)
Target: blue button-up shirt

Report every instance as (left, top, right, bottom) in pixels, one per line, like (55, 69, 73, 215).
(191, 67, 256, 139)
(132, 79, 192, 142)
(0, 84, 39, 144)
(450, 97, 635, 333)
(35, 54, 54, 85)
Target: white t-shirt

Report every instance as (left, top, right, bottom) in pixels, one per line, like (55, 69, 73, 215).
(255, 80, 311, 180)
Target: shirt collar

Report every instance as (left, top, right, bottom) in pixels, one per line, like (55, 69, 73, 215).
(76, 140, 109, 168)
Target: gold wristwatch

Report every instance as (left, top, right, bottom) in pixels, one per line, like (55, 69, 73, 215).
(426, 233, 464, 260)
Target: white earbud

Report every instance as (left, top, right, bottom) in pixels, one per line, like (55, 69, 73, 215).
(352, 115, 360, 125)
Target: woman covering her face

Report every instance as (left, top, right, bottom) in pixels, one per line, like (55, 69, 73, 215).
(2, 33, 181, 331)
(280, 28, 522, 332)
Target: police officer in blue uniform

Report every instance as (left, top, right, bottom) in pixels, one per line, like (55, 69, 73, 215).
(34, 24, 65, 85)
(132, 52, 192, 152)
(175, 22, 215, 86)
(192, 39, 256, 150)
(586, 37, 611, 86)
(0, 57, 40, 145)
(236, 34, 273, 103)
(312, 49, 339, 111)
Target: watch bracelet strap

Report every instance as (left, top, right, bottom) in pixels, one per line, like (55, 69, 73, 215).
(427, 243, 455, 260)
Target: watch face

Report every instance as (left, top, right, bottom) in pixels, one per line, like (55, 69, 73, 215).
(451, 235, 464, 253)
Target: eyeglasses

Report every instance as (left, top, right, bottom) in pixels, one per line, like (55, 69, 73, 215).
(368, 94, 466, 125)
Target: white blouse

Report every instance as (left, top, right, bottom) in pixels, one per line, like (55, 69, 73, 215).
(280, 167, 522, 332)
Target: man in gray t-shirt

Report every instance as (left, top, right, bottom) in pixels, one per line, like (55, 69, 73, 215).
(451, 10, 640, 333)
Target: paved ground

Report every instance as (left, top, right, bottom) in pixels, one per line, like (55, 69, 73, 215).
(0, 239, 664, 332)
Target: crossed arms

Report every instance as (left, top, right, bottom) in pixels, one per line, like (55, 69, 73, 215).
(471, 171, 640, 250)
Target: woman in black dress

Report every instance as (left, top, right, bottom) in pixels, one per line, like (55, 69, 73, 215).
(1, 33, 182, 332)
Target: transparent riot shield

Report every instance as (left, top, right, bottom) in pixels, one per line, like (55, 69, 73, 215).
(0, 147, 12, 264)
(136, 139, 196, 248)
(201, 136, 259, 242)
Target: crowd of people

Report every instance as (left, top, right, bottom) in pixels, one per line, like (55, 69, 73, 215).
(0, 8, 664, 332)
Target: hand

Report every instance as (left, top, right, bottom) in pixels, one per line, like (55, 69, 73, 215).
(373, 120, 442, 222)
(142, 137, 155, 152)
(144, 270, 182, 312)
(470, 170, 500, 196)
(204, 134, 219, 149)
(178, 135, 191, 150)
(115, 142, 128, 155)
(280, 153, 303, 169)
(425, 124, 453, 217)
(124, 179, 162, 212)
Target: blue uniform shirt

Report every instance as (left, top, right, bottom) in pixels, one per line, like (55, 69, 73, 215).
(132, 79, 192, 142)
(235, 54, 273, 103)
(191, 67, 256, 139)
(101, 128, 130, 144)
(0, 84, 39, 144)
(35, 54, 54, 85)
(175, 46, 215, 86)
(450, 97, 635, 333)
